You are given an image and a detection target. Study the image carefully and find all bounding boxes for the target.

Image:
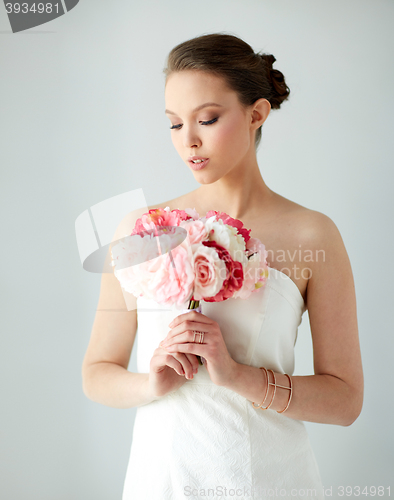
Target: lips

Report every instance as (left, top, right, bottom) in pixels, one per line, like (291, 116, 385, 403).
(188, 156, 209, 171)
(188, 155, 208, 162)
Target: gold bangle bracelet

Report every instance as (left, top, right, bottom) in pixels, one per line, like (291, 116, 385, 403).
(260, 369, 277, 410)
(251, 368, 293, 414)
(252, 367, 269, 408)
(276, 374, 293, 414)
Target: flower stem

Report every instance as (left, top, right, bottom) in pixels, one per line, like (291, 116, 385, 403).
(188, 298, 204, 365)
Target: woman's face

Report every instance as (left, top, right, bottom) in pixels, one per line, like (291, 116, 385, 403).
(164, 70, 259, 184)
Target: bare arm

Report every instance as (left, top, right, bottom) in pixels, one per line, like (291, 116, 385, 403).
(221, 213, 364, 425)
(81, 208, 154, 408)
(82, 277, 154, 408)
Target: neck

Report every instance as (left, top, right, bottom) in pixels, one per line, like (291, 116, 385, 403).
(194, 156, 272, 221)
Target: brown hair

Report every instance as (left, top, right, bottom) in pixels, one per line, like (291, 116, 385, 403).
(163, 33, 290, 148)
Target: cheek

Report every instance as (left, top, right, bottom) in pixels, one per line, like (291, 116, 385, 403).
(214, 119, 250, 153)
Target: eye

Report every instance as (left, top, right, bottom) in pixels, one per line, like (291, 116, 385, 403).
(169, 117, 218, 130)
(200, 117, 218, 125)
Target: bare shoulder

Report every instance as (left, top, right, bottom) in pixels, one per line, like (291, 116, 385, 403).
(297, 208, 343, 250)
(299, 207, 354, 291)
(260, 192, 351, 301)
(269, 193, 345, 255)
(146, 193, 191, 213)
(292, 206, 348, 267)
(279, 199, 354, 304)
(295, 207, 351, 282)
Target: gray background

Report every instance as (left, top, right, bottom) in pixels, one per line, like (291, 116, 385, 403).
(1, 0, 393, 499)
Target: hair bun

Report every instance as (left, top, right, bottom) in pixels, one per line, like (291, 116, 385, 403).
(259, 53, 289, 109)
(261, 53, 276, 69)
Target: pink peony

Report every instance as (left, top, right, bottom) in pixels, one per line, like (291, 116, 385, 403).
(180, 219, 208, 246)
(149, 244, 195, 306)
(115, 243, 195, 306)
(132, 206, 192, 235)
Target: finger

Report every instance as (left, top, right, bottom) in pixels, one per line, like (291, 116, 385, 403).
(165, 342, 207, 360)
(184, 353, 200, 374)
(152, 348, 185, 376)
(161, 329, 207, 347)
(162, 352, 185, 376)
(170, 352, 195, 379)
(169, 312, 213, 331)
(160, 331, 190, 347)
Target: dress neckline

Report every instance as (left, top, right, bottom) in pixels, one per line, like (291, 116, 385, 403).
(267, 266, 306, 311)
(136, 266, 306, 312)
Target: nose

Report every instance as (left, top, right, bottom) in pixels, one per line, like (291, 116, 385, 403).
(183, 126, 202, 150)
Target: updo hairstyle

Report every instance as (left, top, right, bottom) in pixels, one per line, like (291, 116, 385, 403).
(163, 33, 290, 148)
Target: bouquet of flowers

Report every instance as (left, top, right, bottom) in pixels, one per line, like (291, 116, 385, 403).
(110, 207, 268, 363)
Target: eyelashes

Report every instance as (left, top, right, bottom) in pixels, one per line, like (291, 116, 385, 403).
(170, 117, 218, 130)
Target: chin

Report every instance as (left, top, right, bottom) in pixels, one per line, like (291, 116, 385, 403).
(193, 173, 220, 185)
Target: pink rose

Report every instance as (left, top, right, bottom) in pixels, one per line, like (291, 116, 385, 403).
(192, 245, 226, 301)
(201, 241, 244, 302)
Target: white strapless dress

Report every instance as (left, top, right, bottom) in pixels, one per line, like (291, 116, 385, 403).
(122, 267, 324, 500)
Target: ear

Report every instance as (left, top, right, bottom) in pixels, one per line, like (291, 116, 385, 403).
(250, 98, 271, 130)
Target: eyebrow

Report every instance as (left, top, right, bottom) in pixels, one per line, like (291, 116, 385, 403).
(164, 102, 223, 115)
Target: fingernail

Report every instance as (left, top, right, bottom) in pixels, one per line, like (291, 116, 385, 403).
(168, 320, 174, 327)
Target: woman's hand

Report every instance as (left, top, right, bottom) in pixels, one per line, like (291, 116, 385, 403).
(159, 310, 238, 387)
(147, 344, 200, 400)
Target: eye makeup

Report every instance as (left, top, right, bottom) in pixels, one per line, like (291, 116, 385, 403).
(169, 117, 219, 130)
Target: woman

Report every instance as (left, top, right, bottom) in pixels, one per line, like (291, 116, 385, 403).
(82, 33, 363, 499)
